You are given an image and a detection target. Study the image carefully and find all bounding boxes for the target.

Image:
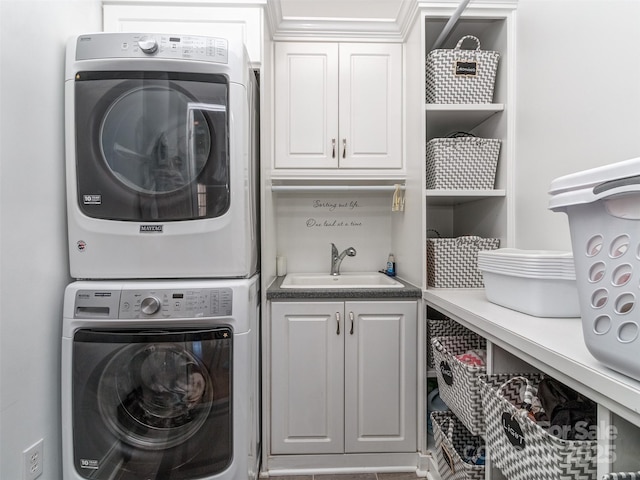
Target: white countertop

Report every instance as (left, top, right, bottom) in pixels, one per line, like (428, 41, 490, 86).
(424, 288, 640, 428)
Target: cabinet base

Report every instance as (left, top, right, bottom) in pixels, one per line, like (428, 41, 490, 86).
(262, 452, 429, 477)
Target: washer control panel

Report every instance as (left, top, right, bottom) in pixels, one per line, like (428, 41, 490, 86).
(74, 288, 233, 319)
(75, 33, 229, 64)
(120, 288, 233, 318)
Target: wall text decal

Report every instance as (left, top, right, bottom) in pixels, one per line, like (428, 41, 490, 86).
(307, 198, 363, 228)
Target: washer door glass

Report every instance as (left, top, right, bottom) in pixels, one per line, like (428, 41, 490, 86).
(72, 327, 232, 479)
(98, 342, 213, 450)
(101, 86, 211, 196)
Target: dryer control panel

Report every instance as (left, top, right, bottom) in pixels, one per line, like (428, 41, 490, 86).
(74, 288, 233, 319)
(75, 33, 229, 63)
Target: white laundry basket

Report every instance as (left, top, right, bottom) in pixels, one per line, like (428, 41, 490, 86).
(550, 157, 640, 380)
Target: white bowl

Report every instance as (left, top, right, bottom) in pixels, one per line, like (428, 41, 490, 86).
(481, 270, 580, 317)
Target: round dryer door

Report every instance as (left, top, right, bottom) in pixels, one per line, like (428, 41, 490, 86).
(100, 86, 211, 196)
(73, 72, 231, 222)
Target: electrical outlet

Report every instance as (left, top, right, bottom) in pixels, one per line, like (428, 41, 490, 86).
(23, 439, 44, 480)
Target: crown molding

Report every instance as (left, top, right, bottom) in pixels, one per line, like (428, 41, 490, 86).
(266, 0, 419, 41)
(100, 0, 517, 41)
(102, 0, 267, 5)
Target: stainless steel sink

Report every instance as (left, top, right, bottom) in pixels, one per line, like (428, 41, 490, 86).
(280, 272, 403, 289)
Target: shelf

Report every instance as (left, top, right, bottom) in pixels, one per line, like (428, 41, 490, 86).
(425, 104, 504, 138)
(424, 289, 640, 429)
(425, 189, 505, 206)
(272, 184, 405, 193)
(270, 176, 406, 193)
(270, 174, 406, 183)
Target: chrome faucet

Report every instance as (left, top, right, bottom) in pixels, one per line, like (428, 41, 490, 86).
(330, 243, 357, 275)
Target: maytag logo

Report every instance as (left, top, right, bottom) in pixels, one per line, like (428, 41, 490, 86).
(140, 225, 163, 233)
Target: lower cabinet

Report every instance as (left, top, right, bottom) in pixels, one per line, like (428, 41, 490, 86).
(270, 300, 417, 455)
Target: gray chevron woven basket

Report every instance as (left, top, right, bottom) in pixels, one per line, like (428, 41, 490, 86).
(432, 335, 487, 436)
(427, 236, 499, 288)
(426, 136, 500, 190)
(427, 318, 475, 368)
(478, 373, 597, 480)
(431, 411, 485, 480)
(426, 35, 500, 104)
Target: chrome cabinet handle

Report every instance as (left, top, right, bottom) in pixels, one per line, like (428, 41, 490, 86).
(349, 311, 354, 335)
(342, 138, 346, 159)
(336, 312, 341, 335)
(332, 138, 336, 158)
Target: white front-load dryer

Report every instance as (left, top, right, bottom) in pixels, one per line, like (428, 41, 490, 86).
(64, 32, 259, 279)
(61, 276, 260, 480)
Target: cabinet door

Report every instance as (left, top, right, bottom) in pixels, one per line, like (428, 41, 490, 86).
(102, 4, 263, 65)
(270, 301, 345, 454)
(338, 43, 402, 169)
(274, 43, 339, 169)
(344, 301, 417, 453)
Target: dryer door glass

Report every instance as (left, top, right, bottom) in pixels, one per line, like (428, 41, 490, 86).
(74, 72, 230, 222)
(100, 86, 212, 196)
(71, 327, 232, 479)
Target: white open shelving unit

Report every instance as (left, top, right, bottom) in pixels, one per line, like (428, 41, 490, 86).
(415, 3, 519, 478)
(420, 6, 516, 289)
(425, 288, 640, 478)
(417, 5, 640, 478)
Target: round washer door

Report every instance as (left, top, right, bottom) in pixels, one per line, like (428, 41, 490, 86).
(97, 342, 213, 450)
(72, 327, 233, 480)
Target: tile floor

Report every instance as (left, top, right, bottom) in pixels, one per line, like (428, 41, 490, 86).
(269, 473, 421, 480)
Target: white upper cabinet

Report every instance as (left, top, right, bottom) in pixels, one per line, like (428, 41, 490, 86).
(274, 43, 340, 169)
(102, 2, 263, 66)
(338, 44, 402, 169)
(274, 42, 402, 171)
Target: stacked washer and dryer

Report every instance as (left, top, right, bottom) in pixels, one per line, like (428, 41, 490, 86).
(61, 33, 260, 480)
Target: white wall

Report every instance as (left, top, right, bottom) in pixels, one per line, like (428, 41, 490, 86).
(275, 192, 395, 274)
(0, 2, 102, 479)
(515, 0, 640, 250)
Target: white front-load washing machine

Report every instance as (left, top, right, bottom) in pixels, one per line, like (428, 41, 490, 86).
(64, 32, 259, 279)
(61, 277, 260, 480)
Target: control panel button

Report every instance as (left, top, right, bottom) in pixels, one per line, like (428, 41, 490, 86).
(140, 296, 161, 315)
(137, 36, 158, 54)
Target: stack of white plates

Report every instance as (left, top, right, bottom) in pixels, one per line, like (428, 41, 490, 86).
(477, 249, 580, 317)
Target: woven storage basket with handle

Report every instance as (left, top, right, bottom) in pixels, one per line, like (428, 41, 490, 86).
(478, 373, 597, 480)
(427, 235, 500, 288)
(432, 335, 487, 436)
(431, 411, 485, 480)
(427, 317, 475, 368)
(426, 133, 500, 190)
(426, 35, 500, 104)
